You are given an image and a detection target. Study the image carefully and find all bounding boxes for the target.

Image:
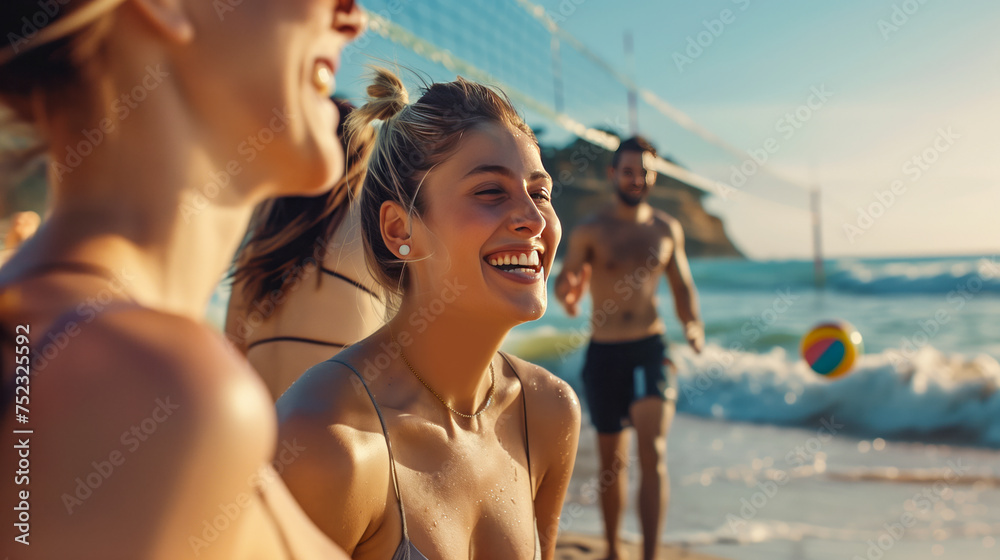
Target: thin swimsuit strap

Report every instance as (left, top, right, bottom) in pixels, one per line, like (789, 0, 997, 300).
(328, 358, 425, 560)
(247, 336, 348, 351)
(499, 352, 534, 486)
(320, 266, 382, 300)
(329, 353, 541, 560)
(500, 351, 542, 560)
(243, 265, 378, 351)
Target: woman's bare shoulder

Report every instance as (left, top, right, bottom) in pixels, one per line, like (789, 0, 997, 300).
(278, 352, 391, 433)
(49, 305, 261, 399)
(502, 353, 582, 506)
(275, 355, 395, 548)
(16, 306, 280, 557)
(32, 304, 269, 426)
(503, 353, 582, 435)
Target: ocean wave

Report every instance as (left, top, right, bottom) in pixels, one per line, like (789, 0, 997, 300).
(503, 328, 1000, 447)
(669, 519, 879, 547)
(680, 462, 1000, 489)
(675, 344, 1000, 447)
(668, 518, 1000, 548)
(688, 256, 1000, 295)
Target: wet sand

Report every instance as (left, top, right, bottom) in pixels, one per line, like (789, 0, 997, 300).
(555, 532, 729, 559)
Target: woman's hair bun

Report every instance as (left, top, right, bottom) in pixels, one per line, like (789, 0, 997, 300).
(344, 67, 410, 144)
(361, 67, 409, 121)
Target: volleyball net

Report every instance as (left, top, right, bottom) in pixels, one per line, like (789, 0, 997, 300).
(339, 0, 813, 210)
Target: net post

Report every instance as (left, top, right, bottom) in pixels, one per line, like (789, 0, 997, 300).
(811, 186, 825, 289)
(624, 31, 638, 135)
(550, 37, 565, 114)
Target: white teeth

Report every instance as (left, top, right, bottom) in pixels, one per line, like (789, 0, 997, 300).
(487, 251, 542, 270)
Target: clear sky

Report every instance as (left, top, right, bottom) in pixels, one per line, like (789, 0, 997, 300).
(344, 0, 999, 259)
(522, 0, 1000, 259)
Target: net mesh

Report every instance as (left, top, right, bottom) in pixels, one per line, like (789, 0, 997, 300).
(339, 0, 813, 209)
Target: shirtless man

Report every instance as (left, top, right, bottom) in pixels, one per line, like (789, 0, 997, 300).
(556, 136, 703, 560)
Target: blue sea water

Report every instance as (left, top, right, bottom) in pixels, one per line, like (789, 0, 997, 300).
(504, 254, 1000, 448)
(496, 254, 1000, 559)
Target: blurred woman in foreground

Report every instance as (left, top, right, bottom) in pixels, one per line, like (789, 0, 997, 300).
(0, 0, 363, 557)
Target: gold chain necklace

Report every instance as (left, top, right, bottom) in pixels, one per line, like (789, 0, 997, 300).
(398, 349, 496, 419)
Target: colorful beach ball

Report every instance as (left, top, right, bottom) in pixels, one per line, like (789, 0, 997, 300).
(801, 321, 864, 378)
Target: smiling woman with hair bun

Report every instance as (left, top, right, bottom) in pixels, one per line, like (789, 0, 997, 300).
(277, 68, 582, 560)
(0, 0, 365, 558)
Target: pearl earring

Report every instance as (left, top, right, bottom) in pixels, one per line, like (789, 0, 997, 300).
(399, 244, 411, 256)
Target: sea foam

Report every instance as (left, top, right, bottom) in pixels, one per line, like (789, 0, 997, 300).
(675, 343, 1000, 447)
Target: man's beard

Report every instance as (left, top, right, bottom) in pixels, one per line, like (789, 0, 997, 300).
(616, 186, 644, 207)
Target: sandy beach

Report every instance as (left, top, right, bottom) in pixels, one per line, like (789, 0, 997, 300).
(556, 532, 728, 559)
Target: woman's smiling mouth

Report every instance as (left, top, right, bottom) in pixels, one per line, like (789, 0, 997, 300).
(484, 249, 544, 282)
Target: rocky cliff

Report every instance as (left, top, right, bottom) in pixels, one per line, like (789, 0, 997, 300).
(542, 138, 744, 258)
